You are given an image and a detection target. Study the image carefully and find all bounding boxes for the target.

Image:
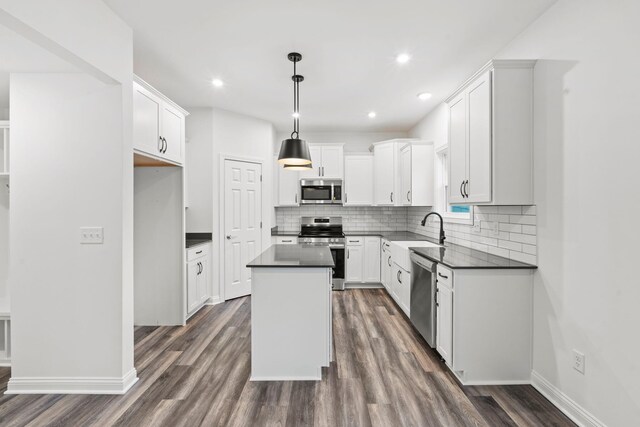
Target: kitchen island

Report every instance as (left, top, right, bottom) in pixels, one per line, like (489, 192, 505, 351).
(246, 244, 334, 381)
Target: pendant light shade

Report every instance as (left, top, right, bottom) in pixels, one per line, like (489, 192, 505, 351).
(278, 52, 312, 167)
(278, 138, 311, 166)
(283, 162, 313, 171)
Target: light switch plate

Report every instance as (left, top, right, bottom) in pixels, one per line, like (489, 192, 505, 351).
(471, 221, 481, 234)
(80, 227, 104, 244)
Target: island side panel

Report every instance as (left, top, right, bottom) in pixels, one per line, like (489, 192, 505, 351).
(250, 266, 332, 381)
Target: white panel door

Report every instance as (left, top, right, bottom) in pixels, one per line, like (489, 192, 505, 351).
(373, 143, 395, 205)
(133, 83, 161, 156)
(346, 244, 364, 282)
(224, 159, 262, 300)
(344, 155, 373, 206)
(299, 145, 323, 179)
(161, 103, 183, 164)
(400, 147, 412, 206)
(467, 70, 492, 203)
(448, 93, 467, 204)
(320, 145, 344, 179)
(364, 237, 381, 282)
(436, 282, 454, 366)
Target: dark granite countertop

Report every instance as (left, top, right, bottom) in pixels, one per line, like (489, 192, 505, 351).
(247, 244, 335, 268)
(410, 245, 537, 269)
(186, 232, 212, 249)
(270, 227, 299, 236)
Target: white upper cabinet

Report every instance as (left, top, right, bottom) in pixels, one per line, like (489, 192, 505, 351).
(446, 60, 535, 205)
(299, 144, 344, 180)
(373, 141, 397, 205)
(344, 155, 373, 206)
(373, 139, 434, 207)
(133, 76, 188, 165)
(275, 156, 300, 206)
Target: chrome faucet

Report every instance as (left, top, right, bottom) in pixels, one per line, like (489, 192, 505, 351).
(421, 212, 446, 245)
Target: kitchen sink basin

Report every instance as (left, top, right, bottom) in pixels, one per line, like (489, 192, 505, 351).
(390, 240, 442, 270)
(392, 241, 441, 250)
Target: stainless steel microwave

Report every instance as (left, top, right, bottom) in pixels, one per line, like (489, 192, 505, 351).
(300, 179, 343, 204)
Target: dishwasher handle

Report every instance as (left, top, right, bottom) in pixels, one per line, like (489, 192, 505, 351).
(410, 252, 436, 272)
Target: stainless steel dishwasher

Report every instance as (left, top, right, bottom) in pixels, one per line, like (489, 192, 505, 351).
(410, 252, 437, 348)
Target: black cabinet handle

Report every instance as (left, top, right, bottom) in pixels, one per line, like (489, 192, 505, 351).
(464, 180, 469, 198)
(347, 249, 350, 259)
(438, 272, 449, 279)
(436, 288, 439, 307)
(295, 193, 298, 204)
(460, 180, 465, 198)
(163, 137, 168, 153)
(196, 250, 203, 255)
(345, 193, 347, 204)
(388, 256, 392, 267)
(158, 135, 163, 153)
(390, 192, 394, 203)
(407, 190, 411, 202)
(397, 270, 402, 284)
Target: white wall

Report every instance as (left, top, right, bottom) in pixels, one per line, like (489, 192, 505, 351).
(493, 0, 639, 424)
(186, 108, 275, 301)
(408, 104, 448, 150)
(185, 108, 213, 232)
(2, 1, 135, 393)
(274, 131, 408, 154)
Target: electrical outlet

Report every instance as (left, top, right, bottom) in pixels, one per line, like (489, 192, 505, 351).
(573, 349, 585, 374)
(487, 221, 499, 236)
(471, 221, 481, 234)
(80, 227, 104, 244)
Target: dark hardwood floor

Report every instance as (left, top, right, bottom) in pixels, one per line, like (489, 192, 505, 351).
(0, 289, 574, 426)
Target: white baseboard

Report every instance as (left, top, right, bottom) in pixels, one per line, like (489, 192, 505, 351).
(344, 282, 384, 289)
(206, 296, 223, 305)
(531, 371, 606, 427)
(5, 368, 138, 395)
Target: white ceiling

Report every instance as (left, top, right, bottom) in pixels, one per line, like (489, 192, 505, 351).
(104, 0, 555, 132)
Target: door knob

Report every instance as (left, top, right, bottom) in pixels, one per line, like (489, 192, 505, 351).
(226, 235, 232, 240)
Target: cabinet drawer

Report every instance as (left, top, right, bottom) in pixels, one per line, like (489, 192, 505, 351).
(346, 236, 364, 246)
(436, 264, 453, 288)
(187, 244, 210, 262)
(276, 236, 298, 245)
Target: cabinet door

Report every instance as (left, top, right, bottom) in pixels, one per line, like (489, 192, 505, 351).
(400, 147, 412, 206)
(373, 143, 395, 205)
(299, 145, 323, 179)
(161, 103, 184, 164)
(436, 282, 453, 366)
(320, 146, 344, 179)
(448, 92, 467, 204)
(346, 245, 364, 282)
(380, 245, 389, 289)
(277, 160, 300, 206)
(196, 258, 209, 304)
(187, 261, 200, 314)
(364, 237, 381, 282)
(467, 70, 492, 203)
(344, 156, 373, 205)
(133, 83, 162, 156)
(395, 265, 410, 315)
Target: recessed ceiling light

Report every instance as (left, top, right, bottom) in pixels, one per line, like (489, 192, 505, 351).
(417, 92, 432, 100)
(368, 111, 377, 119)
(292, 112, 300, 118)
(396, 53, 411, 64)
(212, 78, 224, 87)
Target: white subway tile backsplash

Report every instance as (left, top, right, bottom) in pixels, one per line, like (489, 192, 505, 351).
(277, 205, 537, 265)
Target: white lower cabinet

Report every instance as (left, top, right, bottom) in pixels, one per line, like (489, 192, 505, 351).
(380, 240, 392, 290)
(346, 236, 380, 285)
(392, 263, 410, 316)
(186, 244, 210, 316)
(434, 264, 534, 385)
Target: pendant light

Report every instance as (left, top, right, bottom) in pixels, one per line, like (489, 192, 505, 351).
(278, 52, 312, 169)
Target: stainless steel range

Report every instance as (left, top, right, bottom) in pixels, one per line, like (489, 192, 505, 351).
(298, 217, 345, 290)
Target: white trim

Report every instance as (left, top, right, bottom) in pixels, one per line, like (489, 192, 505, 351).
(344, 283, 384, 289)
(206, 296, 223, 305)
(6, 368, 138, 395)
(250, 374, 321, 382)
(133, 74, 189, 116)
(531, 371, 607, 427)
(218, 154, 265, 303)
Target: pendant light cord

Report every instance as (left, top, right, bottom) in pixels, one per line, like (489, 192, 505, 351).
(291, 60, 299, 139)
